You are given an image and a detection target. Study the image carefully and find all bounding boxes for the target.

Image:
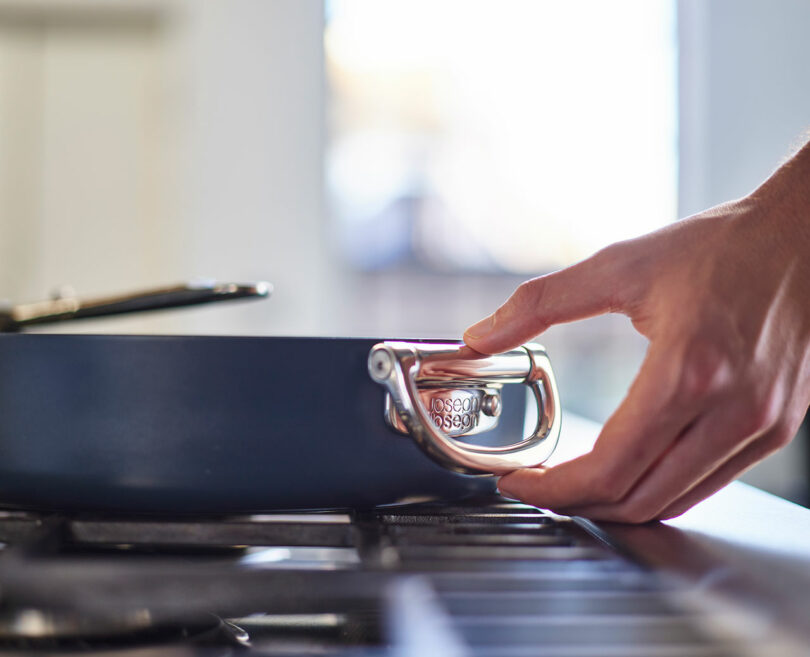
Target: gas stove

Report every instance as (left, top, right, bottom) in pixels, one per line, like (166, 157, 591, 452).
(0, 495, 756, 657)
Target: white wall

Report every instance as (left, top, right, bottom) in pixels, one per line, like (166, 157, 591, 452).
(0, 0, 327, 336)
(177, 0, 328, 336)
(0, 4, 172, 302)
(679, 0, 810, 215)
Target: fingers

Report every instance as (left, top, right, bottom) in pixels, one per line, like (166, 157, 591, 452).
(550, 408, 740, 522)
(545, 399, 790, 523)
(464, 247, 629, 355)
(657, 424, 793, 520)
(497, 345, 701, 510)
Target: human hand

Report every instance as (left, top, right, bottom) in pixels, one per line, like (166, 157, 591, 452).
(464, 145, 810, 522)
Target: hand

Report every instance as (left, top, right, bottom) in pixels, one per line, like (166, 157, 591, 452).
(464, 145, 810, 522)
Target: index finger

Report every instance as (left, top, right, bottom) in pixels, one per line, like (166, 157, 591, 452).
(464, 247, 630, 355)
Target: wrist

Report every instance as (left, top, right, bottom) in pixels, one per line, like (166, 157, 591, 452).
(749, 139, 810, 252)
(755, 138, 810, 206)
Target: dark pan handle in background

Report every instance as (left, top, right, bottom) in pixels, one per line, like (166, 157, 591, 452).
(0, 280, 272, 332)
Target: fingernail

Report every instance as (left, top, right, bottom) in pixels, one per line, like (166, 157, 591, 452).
(464, 315, 495, 340)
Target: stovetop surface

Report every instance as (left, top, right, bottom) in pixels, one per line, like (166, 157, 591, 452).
(0, 496, 748, 656)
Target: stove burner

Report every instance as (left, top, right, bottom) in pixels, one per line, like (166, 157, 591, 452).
(0, 611, 242, 652)
(0, 606, 154, 640)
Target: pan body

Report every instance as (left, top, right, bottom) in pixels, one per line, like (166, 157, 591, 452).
(0, 335, 497, 513)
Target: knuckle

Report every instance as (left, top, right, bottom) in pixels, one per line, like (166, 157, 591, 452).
(612, 502, 657, 525)
(672, 340, 735, 407)
(743, 405, 778, 438)
(590, 470, 628, 505)
(731, 388, 783, 439)
(593, 237, 635, 267)
(587, 244, 635, 309)
(628, 510, 657, 525)
(500, 278, 549, 326)
(594, 239, 649, 299)
(511, 278, 546, 309)
(588, 243, 620, 273)
(764, 422, 793, 451)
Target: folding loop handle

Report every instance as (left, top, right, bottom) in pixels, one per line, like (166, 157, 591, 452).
(368, 341, 561, 475)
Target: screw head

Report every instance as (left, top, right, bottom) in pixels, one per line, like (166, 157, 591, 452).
(481, 393, 502, 417)
(369, 349, 394, 381)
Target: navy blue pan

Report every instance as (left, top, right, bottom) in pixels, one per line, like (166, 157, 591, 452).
(0, 335, 503, 513)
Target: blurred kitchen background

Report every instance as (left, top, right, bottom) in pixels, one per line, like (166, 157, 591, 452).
(1, 0, 809, 503)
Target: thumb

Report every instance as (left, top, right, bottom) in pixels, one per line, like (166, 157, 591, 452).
(463, 249, 625, 354)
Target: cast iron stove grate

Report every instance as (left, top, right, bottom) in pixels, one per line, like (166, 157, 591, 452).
(0, 497, 742, 656)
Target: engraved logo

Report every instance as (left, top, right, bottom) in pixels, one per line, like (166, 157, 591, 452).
(429, 395, 481, 434)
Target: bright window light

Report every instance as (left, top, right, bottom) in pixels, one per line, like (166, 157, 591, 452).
(326, 0, 677, 273)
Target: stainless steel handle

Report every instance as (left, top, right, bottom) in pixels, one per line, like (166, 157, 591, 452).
(368, 341, 561, 475)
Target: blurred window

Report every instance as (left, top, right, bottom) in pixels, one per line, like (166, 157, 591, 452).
(325, 0, 677, 273)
